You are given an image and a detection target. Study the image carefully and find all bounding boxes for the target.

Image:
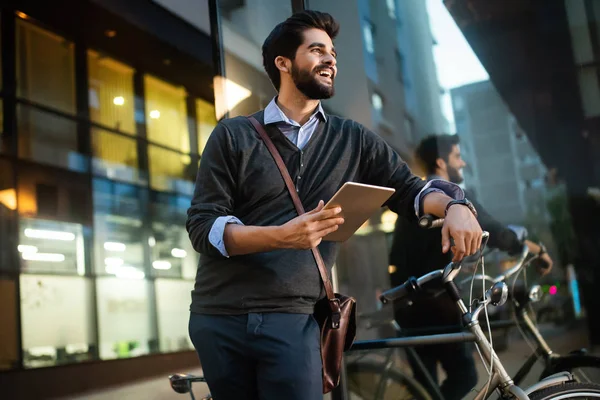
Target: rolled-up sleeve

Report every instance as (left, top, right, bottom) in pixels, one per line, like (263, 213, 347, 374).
(209, 216, 244, 257)
(413, 179, 465, 217)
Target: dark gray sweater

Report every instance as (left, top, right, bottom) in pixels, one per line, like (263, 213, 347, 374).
(186, 111, 425, 315)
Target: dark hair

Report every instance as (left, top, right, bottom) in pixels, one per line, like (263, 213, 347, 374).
(415, 134, 460, 175)
(262, 10, 339, 90)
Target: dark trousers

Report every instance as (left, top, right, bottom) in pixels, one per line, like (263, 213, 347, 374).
(396, 292, 478, 400)
(188, 312, 322, 400)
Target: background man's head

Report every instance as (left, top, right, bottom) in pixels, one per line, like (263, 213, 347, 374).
(415, 134, 466, 184)
(262, 11, 339, 99)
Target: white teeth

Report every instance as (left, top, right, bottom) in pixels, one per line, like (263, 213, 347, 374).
(318, 71, 331, 77)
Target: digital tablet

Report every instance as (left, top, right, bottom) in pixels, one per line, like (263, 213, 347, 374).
(322, 182, 396, 242)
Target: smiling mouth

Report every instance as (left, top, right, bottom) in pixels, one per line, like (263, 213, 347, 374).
(316, 69, 333, 79)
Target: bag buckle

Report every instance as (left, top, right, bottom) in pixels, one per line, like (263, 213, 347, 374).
(330, 298, 341, 329)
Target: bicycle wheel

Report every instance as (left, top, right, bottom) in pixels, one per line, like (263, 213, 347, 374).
(541, 355, 600, 384)
(529, 382, 600, 400)
(346, 361, 432, 400)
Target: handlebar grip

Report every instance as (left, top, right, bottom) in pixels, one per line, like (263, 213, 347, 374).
(419, 215, 444, 229)
(379, 276, 419, 304)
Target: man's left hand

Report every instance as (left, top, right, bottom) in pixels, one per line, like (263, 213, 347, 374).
(442, 205, 483, 262)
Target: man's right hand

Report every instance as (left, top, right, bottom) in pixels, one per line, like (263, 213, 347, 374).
(277, 200, 345, 249)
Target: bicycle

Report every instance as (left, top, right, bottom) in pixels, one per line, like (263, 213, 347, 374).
(348, 216, 600, 400)
(456, 243, 600, 386)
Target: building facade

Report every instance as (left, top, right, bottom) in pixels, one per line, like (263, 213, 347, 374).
(451, 80, 549, 227)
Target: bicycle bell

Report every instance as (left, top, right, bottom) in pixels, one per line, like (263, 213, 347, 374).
(488, 281, 509, 306)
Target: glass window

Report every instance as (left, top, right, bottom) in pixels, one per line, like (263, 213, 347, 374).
(92, 179, 146, 278)
(18, 217, 86, 275)
(216, 1, 286, 117)
(96, 277, 154, 360)
(363, 22, 375, 54)
(17, 105, 88, 173)
(148, 146, 194, 195)
(578, 67, 600, 118)
(0, 16, 2, 90)
(0, 99, 8, 155)
(0, 160, 18, 370)
(20, 274, 95, 368)
(88, 50, 136, 134)
(386, 0, 397, 20)
(91, 128, 145, 185)
(0, 158, 17, 271)
(150, 192, 197, 280)
(16, 19, 75, 115)
(196, 98, 216, 155)
(371, 93, 383, 111)
(144, 75, 190, 152)
(155, 279, 194, 353)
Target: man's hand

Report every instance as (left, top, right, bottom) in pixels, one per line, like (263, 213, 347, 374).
(277, 200, 344, 249)
(526, 240, 553, 275)
(442, 205, 483, 262)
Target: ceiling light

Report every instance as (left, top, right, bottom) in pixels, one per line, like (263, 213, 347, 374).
(24, 229, 75, 241)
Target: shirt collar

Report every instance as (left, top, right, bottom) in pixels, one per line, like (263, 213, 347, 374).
(263, 96, 327, 126)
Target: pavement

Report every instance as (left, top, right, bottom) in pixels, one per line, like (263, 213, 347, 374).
(56, 321, 594, 400)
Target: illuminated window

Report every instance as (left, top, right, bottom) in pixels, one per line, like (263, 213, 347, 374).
(92, 179, 145, 278)
(96, 277, 154, 360)
(91, 128, 144, 185)
(16, 19, 75, 114)
(148, 146, 194, 195)
(144, 75, 190, 152)
(386, 0, 397, 20)
(88, 51, 136, 134)
(155, 279, 194, 353)
(371, 93, 383, 111)
(196, 98, 216, 155)
(150, 192, 197, 280)
(20, 274, 95, 368)
(18, 218, 85, 275)
(363, 22, 374, 54)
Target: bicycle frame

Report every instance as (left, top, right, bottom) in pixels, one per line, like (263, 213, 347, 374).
(511, 306, 555, 385)
(460, 244, 572, 386)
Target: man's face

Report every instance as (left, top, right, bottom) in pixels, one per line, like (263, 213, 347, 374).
(445, 144, 466, 184)
(290, 28, 337, 99)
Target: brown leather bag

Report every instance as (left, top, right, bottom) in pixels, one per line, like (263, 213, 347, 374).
(248, 117, 357, 393)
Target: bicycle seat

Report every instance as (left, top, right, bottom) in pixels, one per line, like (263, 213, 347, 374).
(169, 373, 206, 394)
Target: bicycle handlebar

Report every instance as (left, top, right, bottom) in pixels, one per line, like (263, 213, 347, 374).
(381, 215, 491, 305)
(418, 214, 445, 229)
(380, 269, 444, 304)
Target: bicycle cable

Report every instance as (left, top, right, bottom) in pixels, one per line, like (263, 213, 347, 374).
(468, 241, 495, 399)
(481, 254, 495, 399)
(510, 257, 540, 355)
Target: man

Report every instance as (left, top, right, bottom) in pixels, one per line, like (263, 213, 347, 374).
(186, 11, 482, 400)
(389, 134, 553, 400)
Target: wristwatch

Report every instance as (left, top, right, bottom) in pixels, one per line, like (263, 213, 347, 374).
(445, 198, 478, 218)
(538, 242, 547, 257)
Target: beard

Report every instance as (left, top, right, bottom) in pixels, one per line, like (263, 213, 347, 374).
(291, 62, 335, 100)
(447, 165, 464, 184)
